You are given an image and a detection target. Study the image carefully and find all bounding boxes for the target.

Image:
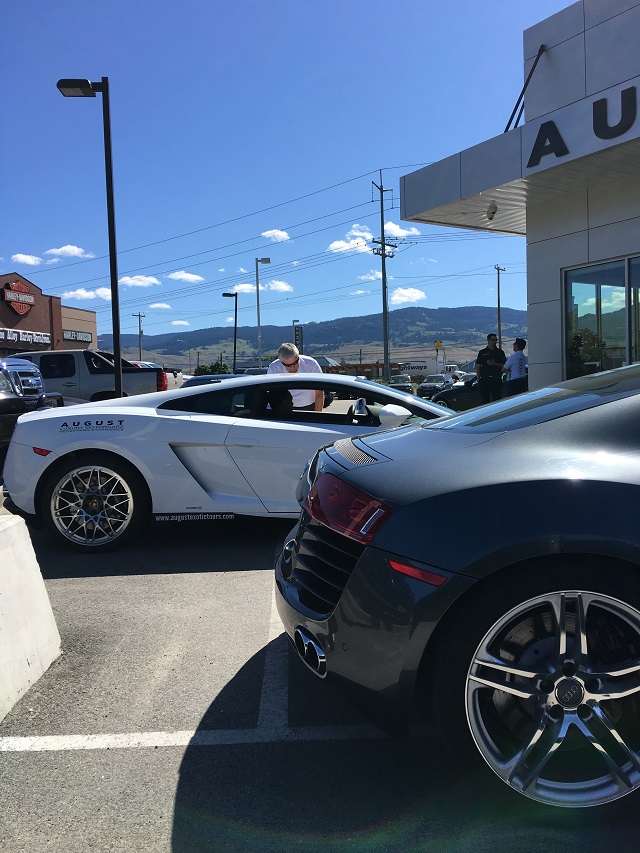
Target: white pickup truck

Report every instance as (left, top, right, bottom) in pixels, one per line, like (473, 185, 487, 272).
(129, 360, 183, 390)
(19, 350, 171, 402)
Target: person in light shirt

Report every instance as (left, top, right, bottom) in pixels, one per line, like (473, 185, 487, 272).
(502, 337, 528, 396)
(267, 343, 324, 411)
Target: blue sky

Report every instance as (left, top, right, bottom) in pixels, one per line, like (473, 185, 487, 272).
(3, 0, 569, 340)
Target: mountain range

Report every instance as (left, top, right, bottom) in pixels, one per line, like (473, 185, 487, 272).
(105, 306, 528, 368)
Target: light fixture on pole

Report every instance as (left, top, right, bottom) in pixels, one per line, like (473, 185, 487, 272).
(223, 292, 238, 373)
(57, 77, 123, 397)
(255, 257, 270, 368)
(176, 339, 191, 372)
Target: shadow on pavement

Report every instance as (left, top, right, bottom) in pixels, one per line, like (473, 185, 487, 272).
(25, 516, 294, 580)
(171, 639, 638, 853)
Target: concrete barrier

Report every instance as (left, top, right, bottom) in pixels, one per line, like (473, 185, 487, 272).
(0, 514, 60, 723)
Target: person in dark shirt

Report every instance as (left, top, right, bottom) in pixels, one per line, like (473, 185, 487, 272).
(475, 333, 507, 404)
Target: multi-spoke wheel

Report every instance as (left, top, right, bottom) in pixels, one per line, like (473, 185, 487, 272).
(430, 566, 640, 808)
(41, 454, 149, 550)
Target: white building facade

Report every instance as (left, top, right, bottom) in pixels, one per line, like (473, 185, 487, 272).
(401, 0, 640, 388)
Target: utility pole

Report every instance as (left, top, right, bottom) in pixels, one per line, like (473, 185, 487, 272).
(132, 313, 145, 360)
(372, 170, 397, 383)
(495, 265, 505, 350)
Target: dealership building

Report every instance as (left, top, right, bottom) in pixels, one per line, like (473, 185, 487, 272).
(401, 0, 640, 389)
(0, 273, 96, 357)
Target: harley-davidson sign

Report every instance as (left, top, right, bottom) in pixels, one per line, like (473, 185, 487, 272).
(3, 281, 35, 316)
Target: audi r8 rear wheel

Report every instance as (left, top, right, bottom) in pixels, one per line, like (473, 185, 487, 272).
(41, 453, 150, 550)
(428, 562, 640, 809)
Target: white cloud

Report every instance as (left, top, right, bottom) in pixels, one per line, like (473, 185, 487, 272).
(348, 224, 373, 239)
(118, 275, 161, 288)
(233, 282, 256, 294)
(44, 245, 95, 259)
(384, 221, 421, 238)
(62, 287, 112, 301)
(327, 238, 371, 254)
(291, 261, 300, 266)
(268, 280, 293, 292)
(327, 223, 373, 254)
(238, 267, 248, 274)
(218, 268, 225, 272)
(261, 229, 290, 242)
(150, 302, 171, 309)
(351, 289, 369, 295)
(46, 258, 60, 265)
(390, 287, 426, 305)
(166, 270, 205, 283)
(226, 316, 234, 324)
(358, 270, 382, 281)
(11, 253, 42, 265)
(602, 291, 626, 310)
(171, 320, 190, 326)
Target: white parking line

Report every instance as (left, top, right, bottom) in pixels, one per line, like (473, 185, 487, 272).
(257, 583, 289, 731)
(0, 724, 385, 753)
(0, 570, 386, 754)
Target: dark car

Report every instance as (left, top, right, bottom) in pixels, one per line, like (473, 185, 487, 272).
(0, 357, 63, 456)
(387, 374, 414, 394)
(275, 364, 640, 810)
(431, 375, 482, 411)
(416, 373, 453, 399)
(181, 373, 245, 388)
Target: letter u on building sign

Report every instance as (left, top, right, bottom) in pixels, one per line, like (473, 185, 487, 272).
(593, 86, 637, 140)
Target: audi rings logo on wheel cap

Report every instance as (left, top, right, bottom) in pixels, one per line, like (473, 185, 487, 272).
(555, 678, 585, 708)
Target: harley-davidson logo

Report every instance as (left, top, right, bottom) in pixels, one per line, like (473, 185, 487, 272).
(3, 281, 35, 316)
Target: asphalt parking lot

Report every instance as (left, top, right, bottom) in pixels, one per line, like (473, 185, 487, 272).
(0, 499, 638, 852)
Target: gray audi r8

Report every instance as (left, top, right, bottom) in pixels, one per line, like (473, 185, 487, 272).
(275, 364, 640, 810)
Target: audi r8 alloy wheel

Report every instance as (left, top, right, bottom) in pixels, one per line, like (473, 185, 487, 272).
(41, 454, 150, 550)
(429, 564, 640, 809)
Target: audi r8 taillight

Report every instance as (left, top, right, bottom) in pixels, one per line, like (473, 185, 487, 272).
(304, 472, 392, 544)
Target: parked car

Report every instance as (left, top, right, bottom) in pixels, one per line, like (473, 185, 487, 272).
(275, 364, 640, 810)
(431, 375, 482, 410)
(2, 373, 452, 551)
(19, 350, 167, 401)
(387, 374, 414, 394)
(130, 360, 184, 390)
(416, 373, 454, 399)
(0, 357, 63, 456)
(181, 374, 245, 388)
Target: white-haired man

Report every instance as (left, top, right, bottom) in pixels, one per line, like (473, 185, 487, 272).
(267, 343, 323, 411)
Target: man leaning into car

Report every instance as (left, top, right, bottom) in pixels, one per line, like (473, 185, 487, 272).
(267, 343, 324, 411)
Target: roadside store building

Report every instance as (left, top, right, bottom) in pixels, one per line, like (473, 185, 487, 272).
(401, 0, 640, 389)
(0, 273, 96, 357)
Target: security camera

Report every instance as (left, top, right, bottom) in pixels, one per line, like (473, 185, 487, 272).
(487, 201, 498, 221)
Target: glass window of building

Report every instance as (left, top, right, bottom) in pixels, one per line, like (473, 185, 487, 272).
(565, 260, 627, 378)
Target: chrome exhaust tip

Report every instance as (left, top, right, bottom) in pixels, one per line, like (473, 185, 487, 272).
(294, 627, 327, 678)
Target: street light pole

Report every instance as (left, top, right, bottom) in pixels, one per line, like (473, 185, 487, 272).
(495, 264, 505, 351)
(372, 170, 396, 383)
(255, 257, 270, 368)
(223, 292, 238, 373)
(57, 77, 123, 397)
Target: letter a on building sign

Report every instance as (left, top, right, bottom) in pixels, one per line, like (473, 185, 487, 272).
(527, 121, 570, 169)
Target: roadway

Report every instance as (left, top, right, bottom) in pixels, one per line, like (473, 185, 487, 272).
(0, 506, 637, 851)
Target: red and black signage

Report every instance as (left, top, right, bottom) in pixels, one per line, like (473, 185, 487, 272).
(2, 280, 35, 316)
